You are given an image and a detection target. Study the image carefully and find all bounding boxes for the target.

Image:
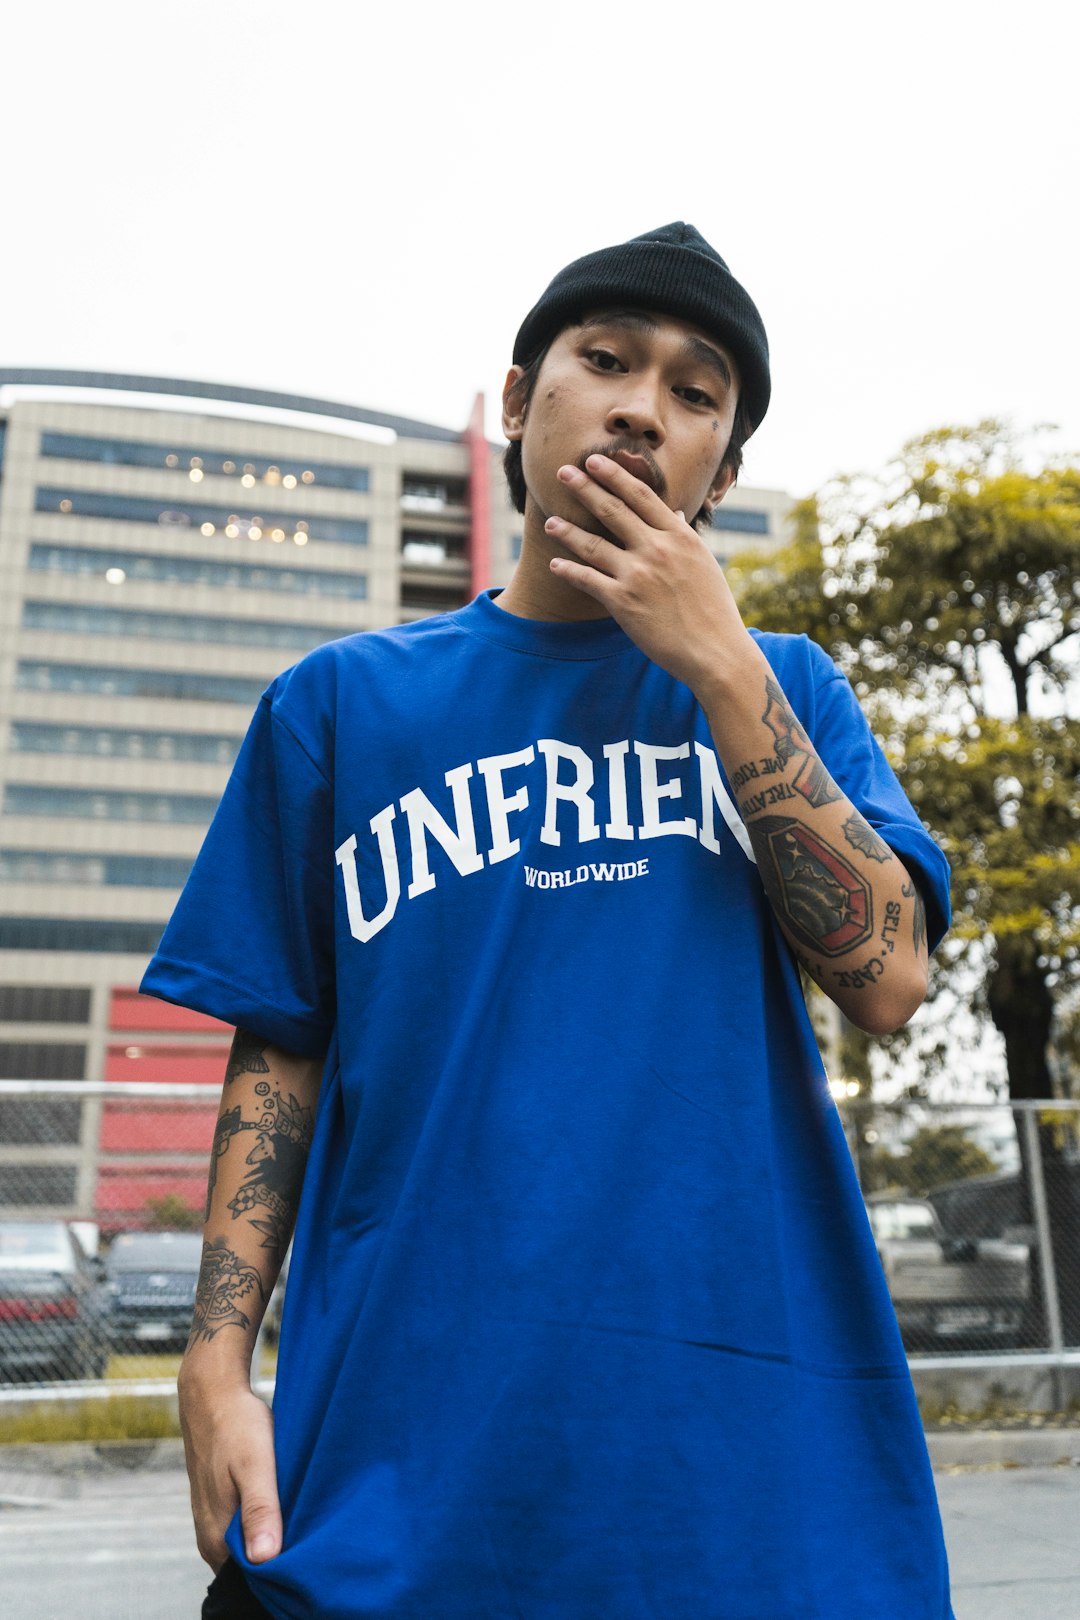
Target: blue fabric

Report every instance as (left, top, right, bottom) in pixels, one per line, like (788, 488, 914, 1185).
(142, 589, 955, 1619)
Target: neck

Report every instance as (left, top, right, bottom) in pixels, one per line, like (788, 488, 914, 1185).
(494, 501, 612, 623)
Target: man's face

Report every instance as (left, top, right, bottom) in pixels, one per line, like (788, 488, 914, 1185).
(503, 306, 741, 542)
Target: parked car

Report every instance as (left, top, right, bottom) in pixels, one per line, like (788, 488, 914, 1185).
(0, 1219, 109, 1382)
(102, 1230, 202, 1352)
(866, 1194, 1030, 1350)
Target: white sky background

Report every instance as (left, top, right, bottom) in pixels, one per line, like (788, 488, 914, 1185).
(3, 0, 1079, 499)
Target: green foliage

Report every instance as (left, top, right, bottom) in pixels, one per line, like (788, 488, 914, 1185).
(733, 421, 1080, 1098)
(143, 1193, 202, 1231)
(888, 1124, 998, 1196)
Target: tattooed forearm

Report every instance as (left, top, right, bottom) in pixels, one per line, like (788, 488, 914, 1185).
(205, 1104, 245, 1220)
(903, 879, 928, 955)
(188, 1236, 265, 1345)
(843, 810, 894, 864)
(225, 1028, 270, 1084)
(203, 1085, 314, 1254)
(227, 1089, 315, 1260)
(761, 677, 843, 808)
(750, 814, 873, 956)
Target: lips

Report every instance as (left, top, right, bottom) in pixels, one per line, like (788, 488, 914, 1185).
(610, 449, 659, 491)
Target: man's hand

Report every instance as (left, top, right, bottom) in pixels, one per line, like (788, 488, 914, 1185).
(178, 1369, 282, 1572)
(544, 452, 753, 689)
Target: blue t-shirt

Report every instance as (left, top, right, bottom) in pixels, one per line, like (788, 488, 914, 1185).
(142, 588, 955, 1619)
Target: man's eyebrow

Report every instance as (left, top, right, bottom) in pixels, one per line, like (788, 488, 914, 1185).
(576, 309, 733, 391)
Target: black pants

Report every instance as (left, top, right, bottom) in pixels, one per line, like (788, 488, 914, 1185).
(201, 1555, 276, 1618)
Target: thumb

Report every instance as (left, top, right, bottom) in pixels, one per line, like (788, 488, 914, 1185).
(237, 1457, 283, 1563)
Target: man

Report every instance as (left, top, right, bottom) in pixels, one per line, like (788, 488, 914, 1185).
(144, 223, 955, 1618)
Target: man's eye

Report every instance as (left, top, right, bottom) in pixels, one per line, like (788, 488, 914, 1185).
(679, 386, 715, 407)
(585, 348, 624, 371)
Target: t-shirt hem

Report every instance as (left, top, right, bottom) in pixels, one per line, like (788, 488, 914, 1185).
(139, 954, 331, 1057)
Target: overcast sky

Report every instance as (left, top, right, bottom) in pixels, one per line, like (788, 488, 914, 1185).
(4, 0, 1077, 498)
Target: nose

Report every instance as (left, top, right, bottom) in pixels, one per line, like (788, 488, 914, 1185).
(605, 378, 665, 447)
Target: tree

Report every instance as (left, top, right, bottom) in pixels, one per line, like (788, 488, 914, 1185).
(731, 420, 1080, 1102)
(143, 1192, 202, 1231)
(889, 1125, 997, 1197)
(732, 422, 1080, 1339)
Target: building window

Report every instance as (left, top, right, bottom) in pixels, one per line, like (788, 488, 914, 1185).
(0, 918, 165, 954)
(10, 723, 241, 765)
(0, 851, 193, 888)
(22, 600, 354, 652)
(710, 508, 770, 535)
(4, 785, 221, 824)
(16, 662, 266, 705)
(36, 488, 369, 546)
(400, 582, 469, 613)
(0, 1042, 87, 1080)
(401, 531, 467, 565)
(0, 987, 91, 1023)
(401, 476, 467, 511)
(29, 543, 368, 600)
(0, 1101, 83, 1145)
(39, 432, 370, 492)
(0, 1166, 79, 1205)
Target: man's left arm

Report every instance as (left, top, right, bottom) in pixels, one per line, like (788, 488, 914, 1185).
(544, 453, 928, 1036)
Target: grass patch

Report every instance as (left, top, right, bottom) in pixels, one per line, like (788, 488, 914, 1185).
(0, 1394, 181, 1445)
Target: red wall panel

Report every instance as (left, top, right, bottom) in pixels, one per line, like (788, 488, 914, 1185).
(99, 1102, 217, 1153)
(110, 987, 233, 1034)
(95, 1168, 206, 1214)
(106, 1045, 231, 1084)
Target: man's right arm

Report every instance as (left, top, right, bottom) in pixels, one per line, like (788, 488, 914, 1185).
(178, 1028, 323, 1574)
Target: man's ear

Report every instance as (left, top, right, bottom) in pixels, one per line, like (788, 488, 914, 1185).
(502, 366, 527, 441)
(708, 463, 737, 507)
(700, 463, 737, 525)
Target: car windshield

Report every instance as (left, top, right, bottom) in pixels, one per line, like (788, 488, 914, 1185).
(869, 1203, 938, 1241)
(106, 1233, 203, 1271)
(0, 1222, 71, 1269)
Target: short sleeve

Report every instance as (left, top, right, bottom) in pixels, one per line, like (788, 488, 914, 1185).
(806, 648, 952, 955)
(139, 690, 335, 1055)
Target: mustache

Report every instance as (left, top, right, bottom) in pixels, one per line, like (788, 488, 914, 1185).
(576, 437, 666, 500)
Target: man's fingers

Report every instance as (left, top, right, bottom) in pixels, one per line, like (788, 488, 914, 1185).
(549, 555, 616, 607)
(574, 455, 676, 526)
(545, 515, 622, 573)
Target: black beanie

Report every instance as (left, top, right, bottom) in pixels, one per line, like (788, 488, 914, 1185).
(512, 221, 770, 433)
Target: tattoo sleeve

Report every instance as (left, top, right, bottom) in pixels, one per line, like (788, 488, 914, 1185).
(761, 676, 843, 808)
(711, 664, 930, 1033)
(189, 1237, 266, 1345)
(186, 1031, 323, 1360)
(750, 814, 873, 956)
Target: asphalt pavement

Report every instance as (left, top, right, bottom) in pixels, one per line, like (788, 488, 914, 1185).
(1, 1439, 1079, 1618)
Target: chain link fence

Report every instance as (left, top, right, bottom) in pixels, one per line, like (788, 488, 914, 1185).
(0, 1081, 283, 1390)
(1, 1083, 1078, 1388)
(837, 1098, 1080, 1359)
